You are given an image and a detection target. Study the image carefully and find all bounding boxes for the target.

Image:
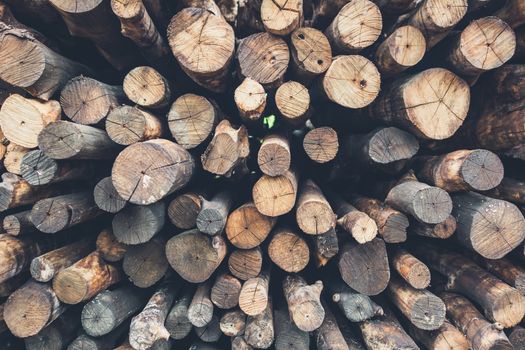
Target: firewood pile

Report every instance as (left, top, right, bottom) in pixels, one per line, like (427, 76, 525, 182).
(1, 0, 525, 349)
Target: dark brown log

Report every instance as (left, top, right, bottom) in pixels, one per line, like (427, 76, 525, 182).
(491, 64, 525, 101)
(0, 94, 61, 148)
(39, 121, 119, 160)
(415, 248, 525, 328)
(236, 32, 290, 90)
(349, 195, 408, 243)
(129, 284, 177, 350)
(325, 0, 382, 53)
(188, 281, 214, 327)
(166, 289, 193, 340)
(494, 0, 525, 28)
(168, 93, 220, 150)
(314, 303, 352, 350)
(81, 286, 145, 337)
(234, 78, 267, 122)
(275, 80, 311, 126)
(3, 210, 36, 236)
(375, 26, 426, 76)
(408, 319, 469, 350)
(478, 257, 525, 294)
(252, 169, 298, 217)
(143, 0, 171, 30)
(290, 27, 332, 84)
(509, 326, 525, 350)
(201, 119, 249, 177)
(321, 55, 381, 109)
(24, 310, 80, 350)
(228, 247, 263, 281)
(31, 192, 103, 233)
(311, 0, 351, 26)
(106, 105, 164, 146)
(220, 309, 246, 337)
(111, 139, 194, 205)
(93, 177, 127, 214)
(112, 202, 165, 245)
(359, 309, 418, 350)
(226, 201, 276, 249)
(195, 314, 221, 343)
(338, 238, 390, 296)
(196, 190, 233, 235)
(211, 273, 242, 309)
(244, 298, 274, 349)
(452, 192, 525, 259)
(274, 309, 310, 350)
(283, 275, 324, 331)
(239, 270, 270, 316)
(311, 228, 339, 267)
(191, 341, 221, 350)
(4, 280, 65, 338)
(123, 66, 171, 109)
(369, 68, 469, 140)
(332, 195, 378, 244)
(331, 282, 383, 322)
(30, 239, 93, 282)
(123, 238, 169, 288)
(95, 228, 127, 262)
(257, 134, 291, 176)
(165, 229, 227, 283)
(303, 127, 339, 164)
(168, 191, 203, 229)
(440, 292, 513, 350)
(260, 0, 302, 35)
(296, 179, 336, 235)
(53, 251, 121, 304)
(391, 248, 431, 289)
(0, 27, 90, 100)
(0, 234, 50, 283)
(0, 173, 63, 212)
(68, 327, 127, 350)
(60, 76, 125, 125)
(167, 7, 234, 92)
(0, 272, 28, 297)
(268, 227, 309, 272)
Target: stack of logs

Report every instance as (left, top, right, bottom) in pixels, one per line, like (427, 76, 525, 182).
(1, 0, 525, 349)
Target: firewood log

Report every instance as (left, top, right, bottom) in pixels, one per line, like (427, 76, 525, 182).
(408, 215, 457, 239)
(408, 319, 469, 350)
(228, 247, 263, 281)
(290, 27, 332, 84)
(167, 7, 234, 92)
(195, 313, 221, 342)
(283, 275, 324, 331)
(93, 177, 127, 214)
(0, 173, 64, 212)
(123, 66, 171, 109)
(111, 139, 194, 205)
(257, 134, 291, 176)
(165, 289, 193, 340)
(226, 201, 276, 249)
(275, 81, 311, 126)
(314, 303, 352, 350)
(338, 238, 390, 295)
(311, 228, 339, 267)
(106, 105, 164, 145)
(81, 286, 145, 337)
(165, 229, 227, 283)
(210, 273, 242, 309)
(268, 227, 309, 272)
(332, 195, 378, 244)
(478, 257, 525, 294)
(490, 64, 525, 101)
(303, 127, 339, 164)
(220, 309, 246, 337)
(24, 310, 80, 350)
(331, 282, 383, 322)
(390, 248, 431, 289)
(196, 190, 234, 235)
(274, 309, 310, 350)
(234, 78, 267, 122)
(188, 281, 214, 327)
(296, 179, 336, 235)
(123, 238, 169, 288)
(359, 310, 419, 350)
(236, 32, 290, 90)
(53, 251, 121, 304)
(3, 210, 36, 236)
(252, 169, 298, 217)
(68, 328, 127, 350)
(260, 0, 302, 35)
(168, 93, 220, 150)
(167, 191, 203, 229)
(95, 228, 127, 262)
(244, 298, 274, 349)
(494, 0, 525, 28)
(239, 269, 270, 316)
(3, 142, 29, 174)
(112, 202, 165, 245)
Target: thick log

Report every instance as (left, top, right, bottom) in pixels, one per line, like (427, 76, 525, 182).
(391, 248, 431, 289)
(3, 210, 36, 236)
(196, 190, 233, 235)
(123, 238, 169, 288)
(3, 142, 29, 175)
(111, 0, 172, 71)
(268, 227, 309, 272)
(275, 80, 310, 126)
(220, 309, 246, 337)
(188, 281, 214, 327)
(168, 191, 203, 229)
(236, 32, 290, 90)
(228, 247, 263, 281)
(226, 201, 276, 249)
(81, 286, 144, 337)
(24, 310, 80, 350)
(311, 228, 339, 267)
(165, 229, 227, 283)
(290, 27, 332, 84)
(332, 195, 377, 244)
(234, 78, 267, 122)
(211, 273, 241, 310)
(415, 248, 525, 328)
(39, 121, 119, 160)
(440, 292, 513, 350)
(106, 105, 163, 145)
(123, 66, 171, 109)
(409, 215, 457, 239)
(252, 169, 298, 217)
(349, 195, 408, 243)
(239, 270, 270, 316)
(452, 192, 525, 259)
(96, 228, 127, 262)
(338, 238, 390, 295)
(257, 134, 291, 176)
(31, 192, 103, 233)
(408, 319, 469, 350)
(314, 304, 351, 350)
(201, 120, 249, 177)
(112, 139, 194, 205)
(60, 76, 125, 125)
(274, 309, 309, 350)
(129, 284, 177, 350)
(0, 27, 90, 100)
(283, 275, 324, 331)
(4, 280, 65, 338)
(244, 298, 274, 349)
(260, 0, 302, 35)
(195, 314, 221, 343)
(0, 94, 61, 148)
(165, 289, 193, 340)
(303, 127, 339, 164)
(375, 26, 426, 76)
(370, 68, 469, 140)
(53, 251, 121, 304)
(491, 64, 525, 101)
(30, 239, 93, 282)
(168, 93, 220, 150)
(112, 202, 165, 245)
(494, 0, 525, 28)
(359, 311, 419, 349)
(93, 177, 126, 213)
(331, 282, 383, 322)
(478, 257, 525, 294)
(0, 234, 48, 283)
(296, 179, 336, 235)
(167, 7, 234, 92)
(321, 55, 381, 109)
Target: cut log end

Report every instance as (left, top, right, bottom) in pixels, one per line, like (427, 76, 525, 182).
(375, 26, 426, 75)
(261, 0, 302, 36)
(459, 149, 504, 191)
(234, 78, 267, 121)
(123, 66, 171, 109)
(303, 127, 339, 164)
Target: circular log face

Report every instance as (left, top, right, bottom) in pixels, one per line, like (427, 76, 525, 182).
(0, 34, 45, 88)
(49, 0, 103, 13)
(303, 127, 339, 163)
(123, 66, 170, 108)
(459, 149, 504, 191)
(386, 26, 426, 68)
(290, 27, 332, 76)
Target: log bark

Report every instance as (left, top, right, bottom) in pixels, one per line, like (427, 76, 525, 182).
(452, 191, 525, 259)
(314, 303, 351, 350)
(274, 309, 310, 350)
(167, 7, 234, 92)
(509, 326, 525, 350)
(409, 215, 457, 239)
(359, 311, 419, 350)
(494, 0, 525, 28)
(3, 210, 36, 236)
(390, 248, 431, 289)
(260, 0, 302, 36)
(290, 27, 332, 84)
(196, 190, 233, 235)
(188, 281, 214, 327)
(303, 127, 339, 164)
(166, 289, 193, 340)
(112, 202, 165, 245)
(490, 64, 525, 101)
(332, 195, 378, 244)
(168, 191, 203, 229)
(252, 169, 298, 217)
(220, 309, 246, 337)
(106, 105, 164, 146)
(228, 247, 263, 281)
(275, 80, 310, 126)
(123, 238, 169, 288)
(338, 238, 390, 296)
(0, 272, 28, 297)
(268, 227, 309, 272)
(311, 228, 339, 267)
(165, 229, 227, 283)
(244, 298, 274, 349)
(257, 134, 291, 176)
(478, 257, 525, 294)
(234, 78, 267, 122)
(226, 201, 276, 249)
(123, 66, 171, 109)
(296, 179, 336, 235)
(239, 270, 270, 316)
(283, 275, 324, 332)
(111, 139, 194, 205)
(211, 273, 242, 309)
(408, 319, 469, 350)
(52, 251, 121, 304)
(331, 282, 383, 322)
(96, 228, 127, 262)
(0, 234, 49, 283)
(93, 177, 127, 213)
